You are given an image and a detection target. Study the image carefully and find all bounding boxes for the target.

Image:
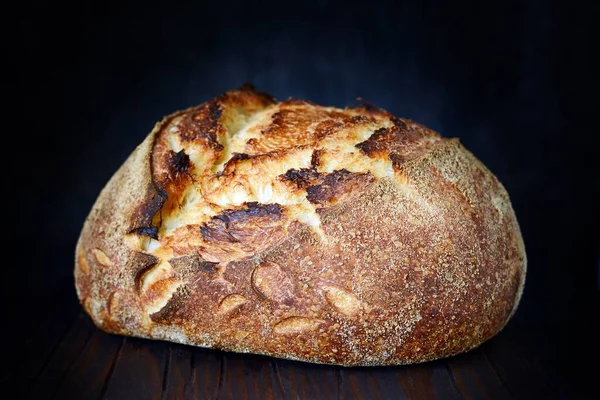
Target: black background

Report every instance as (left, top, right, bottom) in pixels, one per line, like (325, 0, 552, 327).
(6, 0, 599, 398)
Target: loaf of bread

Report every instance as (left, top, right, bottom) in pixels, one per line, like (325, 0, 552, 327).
(75, 84, 526, 366)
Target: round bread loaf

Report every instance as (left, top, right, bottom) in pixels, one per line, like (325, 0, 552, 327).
(75, 84, 526, 366)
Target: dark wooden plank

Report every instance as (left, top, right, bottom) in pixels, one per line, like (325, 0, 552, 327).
(270, 360, 287, 399)
(160, 344, 192, 400)
(446, 346, 513, 400)
(101, 337, 168, 400)
(397, 360, 463, 400)
(216, 352, 285, 400)
(483, 336, 568, 399)
(46, 332, 523, 400)
(54, 327, 126, 400)
(338, 367, 407, 400)
(182, 346, 223, 399)
(274, 357, 339, 400)
(13, 296, 80, 391)
(363, 367, 409, 400)
(29, 313, 95, 399)
(16, 301, 574, 400)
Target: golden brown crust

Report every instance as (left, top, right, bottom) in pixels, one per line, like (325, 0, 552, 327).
(75, 85, 526, 366)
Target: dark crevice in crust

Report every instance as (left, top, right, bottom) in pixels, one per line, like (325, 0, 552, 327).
(129, 126, 170, 238)
(218, 153, 252, 175)
(306, 170, 374, 206)
(168, 149, 191, 178)
(281, 167, 375, 207)
(201, 203, 283, 244)
(178, 101, 224, 150)
(213, 203, 282, 226)
(128, 226, 159, 239)
(311, 149, 324, 168)
(355, 127, 394, 156)
(282, 168, 323, 189)
(133, 252, 161, 293)
(356, 123, 441, 162)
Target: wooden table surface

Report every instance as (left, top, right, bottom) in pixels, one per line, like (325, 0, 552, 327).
(6, 291, 585, 400)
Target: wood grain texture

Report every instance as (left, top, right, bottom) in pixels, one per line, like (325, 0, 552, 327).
(30, 314, 95, 399)
(54, 330, 125, 400)
(101, 338, 168, 399)
(17, 309, 575, 400)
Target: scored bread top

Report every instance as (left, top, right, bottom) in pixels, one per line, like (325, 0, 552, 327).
(127, 85, 442, 315)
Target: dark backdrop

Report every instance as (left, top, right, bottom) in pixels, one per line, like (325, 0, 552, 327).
(6, 0, 599, 397)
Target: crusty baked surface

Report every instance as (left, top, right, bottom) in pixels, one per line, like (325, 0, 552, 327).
(75, 85, 526, 366)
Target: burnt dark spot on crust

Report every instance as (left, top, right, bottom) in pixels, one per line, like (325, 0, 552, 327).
(201, 203, 283, 244)
(230, 152, 251, 162)
(215, 203, 282, 225)
(129, 226, 159, 239)
(349, 115, 369, 123)
(226, 152, 253, 166)
(169, 150, 190, 178)
(355, 127, 393, 156)
(149, 285, 187, 324)
(177, 101, 224, 151)
(356, 123, 440, 160)
(282, 166, 375, 206)
(306, 170, 374, 206)
(282, 168, 323, 189)
(128, 185, 167, 238)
